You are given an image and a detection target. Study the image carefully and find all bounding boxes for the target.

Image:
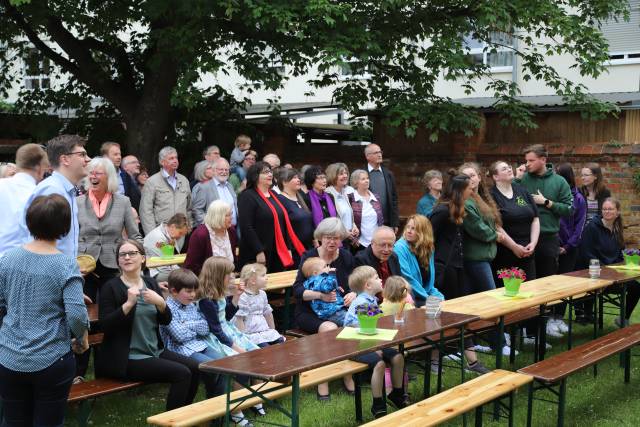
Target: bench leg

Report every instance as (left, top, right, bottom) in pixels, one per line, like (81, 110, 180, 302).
(557, 379, 567, 427)
(526, 382, 534, 427)
(493, 317, 504, 421)
(508, 391, 514, 427)
(598, 292, 604, 330)
(475, 405, 483, 427)
(567, 298, 573, 350)
(283, 287, 291, 332)
(509, 328, 516, 365)
(291, 375, 300, 427)
(224, 374, 232, 427)
(538, 305, 548, 361)
(424, 348, 432, 398)
(354, 371, 363, 422)
(625, 348, 631, 383)
(437, 331, 444, 393)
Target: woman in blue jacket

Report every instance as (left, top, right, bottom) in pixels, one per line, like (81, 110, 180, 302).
(394, 214, 444, 306)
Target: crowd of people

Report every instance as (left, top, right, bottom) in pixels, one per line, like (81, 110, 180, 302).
(0, 133, 633, 425)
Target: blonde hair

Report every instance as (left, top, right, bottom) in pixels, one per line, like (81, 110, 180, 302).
(302, 257, 326, 278)
(403, 215, 434, 266)
(325, 163, 349, 187)
(234, 134, 252, 148)
(348, 265, 378, 293)
(204, 200, 231, 230)
(383, 276, 411, 303)
(198, 257, 235, 300)
(239, 263, 267, 285)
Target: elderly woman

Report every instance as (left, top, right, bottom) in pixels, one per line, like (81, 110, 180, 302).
(77, 157, 142, 302)
(184, 200, 235, 276)
(393, 214, 444, 307)
(0, 194, 89, 427)
(348, 169, 384, 250)
(292, 217, 357, 398)
(97, 239, 203, 410)
(416, 170, 443, 216)
(302, 165, 337, 227)
(276, 168, 314, 255)
(193, 161, 215, 185)
(325, 162, 359, 244)
(238, 162, 305, 272)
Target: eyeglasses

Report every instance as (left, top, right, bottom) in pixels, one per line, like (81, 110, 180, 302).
(322, 236, 341, 241)
(245, 156, 256, 161)
(602, 208, 618, 212)
(367, 150, 382, 155)
(89, 171, 106, 177)
(118, 250, 140, 258)
(260, 169, 273, 175)
(580, 173, 594, 177)
(66, 151, 90, 159)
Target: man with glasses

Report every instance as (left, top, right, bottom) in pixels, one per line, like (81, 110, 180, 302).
(364, 144, 399, 232)
(191, 157, 238, 228)
(22, 135, 90, 257)
(354, 226, 401, 302)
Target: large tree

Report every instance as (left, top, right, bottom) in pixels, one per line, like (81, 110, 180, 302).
(0, 0, 630, 165)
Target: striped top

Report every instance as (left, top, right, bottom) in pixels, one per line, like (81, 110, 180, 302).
(0, 247, 89, 372)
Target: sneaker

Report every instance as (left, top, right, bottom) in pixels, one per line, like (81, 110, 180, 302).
(473, 344, 492, 354)
(546, 320, 563, 338)
(250, 404, 266, 416)
(523, 337, 552, 350)
(72, 376, 85, 385)
(615, 317, 630, 328)
(231, 414, 254, 427)
(555, 319, 569, 333)
(387, 390, 409, 409)
(502, 346, 519, 357)
(466, 361, 491, 375)
(444, 353, 461, 362)
(503, 333, 511, 347)
(371, 404, 387, 419)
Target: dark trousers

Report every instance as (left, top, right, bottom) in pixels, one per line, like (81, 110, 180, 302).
(554, 246, 579, 317)
(125, 350, 205, 410)
(535, 234, 559, 279)
(0, 351, 75, 427)
(435, 263, 473, 349)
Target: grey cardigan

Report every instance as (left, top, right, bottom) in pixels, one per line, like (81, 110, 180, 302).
(77, 193, 143, 269)
(191, 179, 238, 227)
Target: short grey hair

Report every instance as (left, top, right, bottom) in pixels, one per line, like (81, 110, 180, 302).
(313, 217, 348, 241)
(372, 226, 396, 243)
(350, 169, 368, 188)
(88, 157, 119, 193)
(204, 145, 220, 156)
(194, 161, 215, 182)
(263, 153, 281, 168)
(205, 199, 231, 230)
(158, 146, 177, 165)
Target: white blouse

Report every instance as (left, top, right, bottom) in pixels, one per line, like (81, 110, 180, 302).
(326, 185, 355, 230)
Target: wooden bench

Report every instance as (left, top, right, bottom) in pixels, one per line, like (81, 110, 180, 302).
(362, 369, 532, 427)
(69, 378, 144, 426)
(147, 359, 368, 426)
(518, 323, 640, 427)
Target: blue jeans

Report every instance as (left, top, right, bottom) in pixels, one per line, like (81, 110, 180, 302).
(463, 261, 496, 295)
(189, 348, 225, 398)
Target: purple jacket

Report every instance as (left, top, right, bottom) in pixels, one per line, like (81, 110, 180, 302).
(559, 188, 587, 250)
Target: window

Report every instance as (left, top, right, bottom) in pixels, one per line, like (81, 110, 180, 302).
(23, 49, 50, 90)
(260, 60, 285, 76)
(463, 31, 514, 71)
(339, 59, 376, 78)
(601, 0, 640, 64)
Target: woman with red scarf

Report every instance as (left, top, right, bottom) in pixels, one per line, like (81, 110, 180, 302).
(238, 162, 305, 272)
(301, 165, 338, 228)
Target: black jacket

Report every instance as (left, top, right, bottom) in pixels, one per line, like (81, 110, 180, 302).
(365, 165, 399, 228)
(429, 203, 464, 269)
(121, 169, 141, 212)
(95, 276, 171, 379)
(354, 245, 401, 277)
(576, 215, 623, 270)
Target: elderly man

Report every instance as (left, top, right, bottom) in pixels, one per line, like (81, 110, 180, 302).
(191, 145, 221, 188)
(0, 144, 49, 256)
(355, 226, 401, 301)
(140, 146, 192, 235)
(364, 144, 399, 231)
(191, 157, 238, 227)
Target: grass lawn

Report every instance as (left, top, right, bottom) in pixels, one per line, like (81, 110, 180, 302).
(67, 312, 640, 426)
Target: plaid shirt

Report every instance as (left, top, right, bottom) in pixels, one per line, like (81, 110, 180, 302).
(160, 297, 210, 357)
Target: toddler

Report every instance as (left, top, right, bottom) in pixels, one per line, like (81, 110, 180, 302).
(302, 257, 347, 326)
(230, 134, 252, 181)
(380, 275, 415, 317)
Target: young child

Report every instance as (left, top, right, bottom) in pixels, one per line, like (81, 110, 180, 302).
(301, 257, 347, 326)
(198, 257, 266, 420)
(230, 134, 252, 181)
(234, 263, 285, 347)
(160, 269, 233, 400)
(380, 276, 415, 317)
(344, 266, 408, 419)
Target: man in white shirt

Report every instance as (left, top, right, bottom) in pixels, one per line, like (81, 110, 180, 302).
(0, 144, 49, 257)
(191, 158, 238, 227)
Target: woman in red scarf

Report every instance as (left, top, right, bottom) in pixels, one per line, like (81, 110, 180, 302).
(237, 162, 305, 272)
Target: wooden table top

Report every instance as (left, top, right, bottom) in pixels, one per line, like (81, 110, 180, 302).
(441, 274, 613, 320)
(199, 310, 479, 381)
(146, 254, 187, 268)
(234, 269, 298, 292)
(562, 265, 640, 284)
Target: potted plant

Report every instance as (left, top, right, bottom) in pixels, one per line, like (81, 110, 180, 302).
(497, 267, 527, 297)
(155, 239, 176, 258)
(355, 303, 384, 335)
(623, 249, 640, 266)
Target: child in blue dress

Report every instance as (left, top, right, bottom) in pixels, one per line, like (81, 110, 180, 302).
(301, 257, 347, 326)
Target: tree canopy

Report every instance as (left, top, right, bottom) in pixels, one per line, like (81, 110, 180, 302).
(0, 0, 630, 164)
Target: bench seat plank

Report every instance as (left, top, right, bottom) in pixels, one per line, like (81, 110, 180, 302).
(68, 378, 143, 403)
(147, 360, 367, 427)
(518, 324, 640, 383)
(363, 369, 532, 427)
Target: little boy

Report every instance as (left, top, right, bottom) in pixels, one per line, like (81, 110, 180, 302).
(344, 266, 408, 418)
(302, 257, 347, 326)
(229, 134, 252, 181)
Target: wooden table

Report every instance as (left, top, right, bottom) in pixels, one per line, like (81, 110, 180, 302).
(87, 303, 98, 323)
(146, 254, 186, 269)
(200, 310, 479, 427)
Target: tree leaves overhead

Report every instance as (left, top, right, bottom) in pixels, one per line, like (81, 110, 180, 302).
(0, 0, 629, 153)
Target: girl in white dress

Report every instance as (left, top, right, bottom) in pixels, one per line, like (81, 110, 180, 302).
(234, 263, 285, 347)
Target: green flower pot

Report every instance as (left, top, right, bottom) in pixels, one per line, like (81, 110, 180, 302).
(624, 254, 640, 266)
(357, 314, 380, 334)
(503, 278, 524, 297)
(160, 244, 174, 259)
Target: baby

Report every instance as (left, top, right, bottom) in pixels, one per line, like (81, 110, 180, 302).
(301, 257, 347, 326)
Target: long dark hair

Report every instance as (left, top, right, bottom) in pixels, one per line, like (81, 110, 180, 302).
(436, 171, 470, 225)
(556, 163, 576, 189)
(580, 162, 607, 199)
(458, 162, 502, 227)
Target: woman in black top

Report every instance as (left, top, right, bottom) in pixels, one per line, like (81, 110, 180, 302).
(238, 162, 305, 272)
(276, 168, 314, 263)
(302, 165, 337, 228)
(489, 161, 540, 282)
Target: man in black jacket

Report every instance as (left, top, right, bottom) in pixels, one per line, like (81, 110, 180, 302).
(102, 142, 141, 212)
(364, 143, 399, 231)
(355, 226, 401, 302)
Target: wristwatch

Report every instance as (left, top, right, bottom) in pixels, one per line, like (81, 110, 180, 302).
(544, 199, 550, 207)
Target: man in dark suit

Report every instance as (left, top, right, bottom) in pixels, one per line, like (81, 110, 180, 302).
(120, 155, 142, 212)
(364, 143, 399, 232)
(101, 142, 141, 212)
(355, 226, 401, 302)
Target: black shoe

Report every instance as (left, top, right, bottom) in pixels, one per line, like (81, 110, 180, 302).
(371, 404, 387, 419)
(316, 391, 331, 402)
(342, 382, 356, 396)
(387, 390, 409, 409)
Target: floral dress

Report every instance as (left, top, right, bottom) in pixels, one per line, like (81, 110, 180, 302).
(213, 297, 259, 351)
(233, 290, 283, 345)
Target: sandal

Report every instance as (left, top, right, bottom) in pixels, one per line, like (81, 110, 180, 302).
(230, 414, 254, 427)
(316, 390, 331, 401)
(250, 405, 266, 416)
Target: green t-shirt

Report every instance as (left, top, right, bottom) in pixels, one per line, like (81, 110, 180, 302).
(128, 286, 161, 360)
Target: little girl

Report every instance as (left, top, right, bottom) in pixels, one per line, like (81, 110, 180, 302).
(234, 263, 285, 347)
(380, 276, 415, 317)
